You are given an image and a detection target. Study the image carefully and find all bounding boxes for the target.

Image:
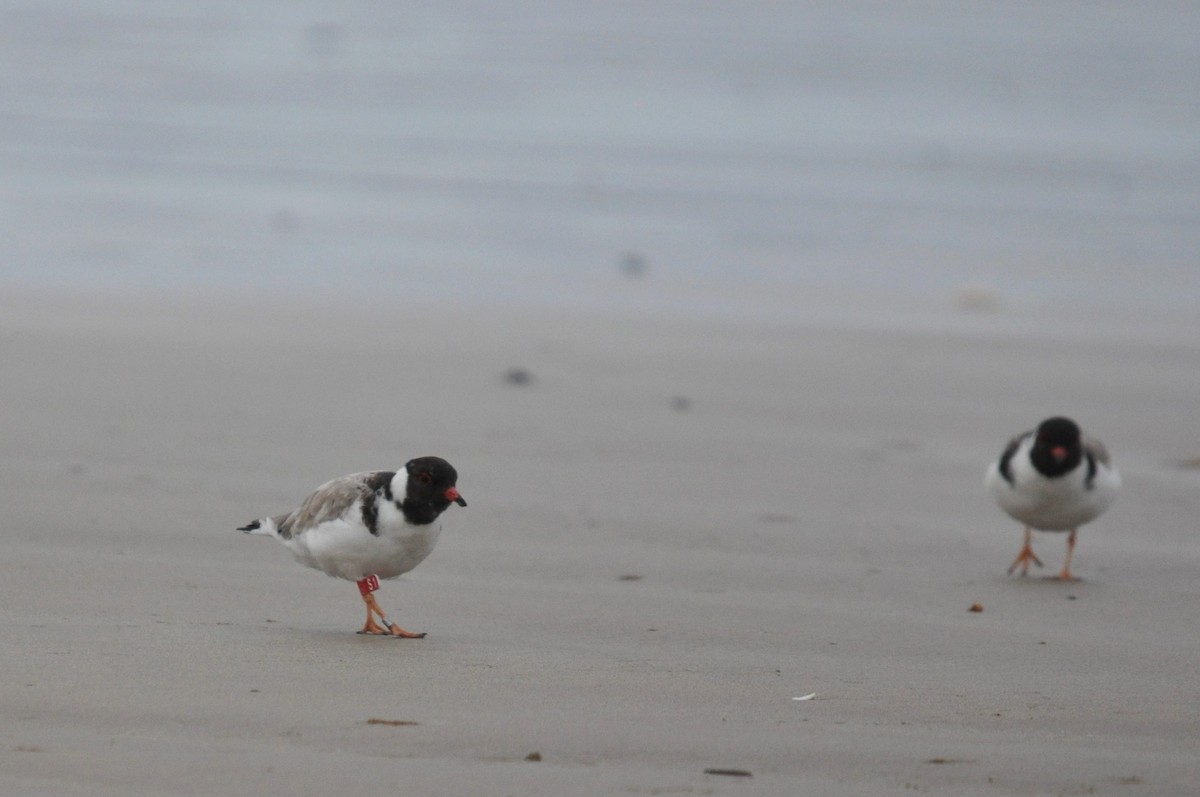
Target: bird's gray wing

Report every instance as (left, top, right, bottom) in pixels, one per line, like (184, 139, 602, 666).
(277, 472, 380, 539)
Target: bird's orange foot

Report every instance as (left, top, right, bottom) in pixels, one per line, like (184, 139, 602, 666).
(357, 621, 426, 638)
(1007, 546, 1043, 577)
(385, 624, 426, 639)
(1048, 569, 1079, 582)
(358, 616, 393, 635)
(358, 617, 425, 637)
(357, 581, 426, 638)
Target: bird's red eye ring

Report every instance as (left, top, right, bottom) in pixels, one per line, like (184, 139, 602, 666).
(417, 472, 433, 485)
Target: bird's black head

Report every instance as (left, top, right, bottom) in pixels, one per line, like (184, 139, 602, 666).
(1030, 416, 1083, 478)
(401, 456, 466, 525)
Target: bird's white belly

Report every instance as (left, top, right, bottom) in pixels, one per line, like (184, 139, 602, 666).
(283, 517, 441, 581)
(986, 465, 1118, 531)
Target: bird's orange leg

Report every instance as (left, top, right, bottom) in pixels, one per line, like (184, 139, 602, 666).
(1007, 527, 1043, 576)
(1054, 529, 1079, 581)
(358, 592, 392, 635)
(356, 579, 425, 638)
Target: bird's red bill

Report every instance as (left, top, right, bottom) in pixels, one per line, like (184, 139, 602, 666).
(445, 487, 467, 507)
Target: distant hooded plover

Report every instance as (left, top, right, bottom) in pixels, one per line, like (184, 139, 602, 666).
(985, 417, 1118, 581)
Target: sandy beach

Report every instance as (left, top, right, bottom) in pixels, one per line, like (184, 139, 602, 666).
(4, 2, 1200, 794)
(2, 288, 1198, 796)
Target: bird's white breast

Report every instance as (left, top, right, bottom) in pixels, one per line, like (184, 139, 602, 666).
(281, 498, 442, 581)
(985, 441, 1119, 531)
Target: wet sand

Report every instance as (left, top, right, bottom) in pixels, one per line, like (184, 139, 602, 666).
(2, 289, 1198, 796)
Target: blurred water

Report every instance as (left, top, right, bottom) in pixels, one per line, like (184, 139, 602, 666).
(2, 2, 1198, 326)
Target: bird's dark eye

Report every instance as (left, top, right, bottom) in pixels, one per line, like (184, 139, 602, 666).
(417, 472, 433, 485)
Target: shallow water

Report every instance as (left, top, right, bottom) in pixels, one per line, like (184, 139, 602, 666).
(3, 2, 1198, 325)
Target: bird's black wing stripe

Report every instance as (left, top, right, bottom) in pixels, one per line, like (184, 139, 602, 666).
(1084, 451, 1097, 489)
(998, 437, 1021, 486)
(361, 471, 396, 536)
(361, 493, 380, 536)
